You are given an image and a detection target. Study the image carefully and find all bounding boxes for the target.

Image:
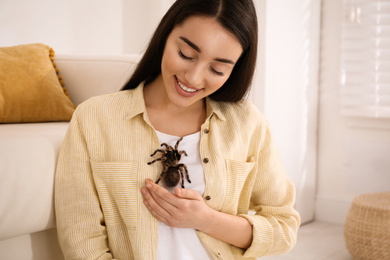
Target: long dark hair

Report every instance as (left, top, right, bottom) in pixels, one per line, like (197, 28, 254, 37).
(121, 0, 258, 102)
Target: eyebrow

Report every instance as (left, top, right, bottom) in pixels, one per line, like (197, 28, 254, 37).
(179, 36, 236, 65)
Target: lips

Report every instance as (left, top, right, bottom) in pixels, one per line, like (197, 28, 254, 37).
(174, 76, 201, 97)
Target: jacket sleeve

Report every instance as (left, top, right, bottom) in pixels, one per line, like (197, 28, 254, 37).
(55, 110, 114, 260)
(238, 118, 301, 258)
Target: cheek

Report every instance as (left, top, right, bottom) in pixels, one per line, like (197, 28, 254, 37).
(207, 77, 230, 92)
(162, 49, 184, 75)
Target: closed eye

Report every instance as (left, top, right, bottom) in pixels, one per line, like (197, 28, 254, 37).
(179, 49, 224, 76)
(209, 67, 224, 76)
(178, 50, 194, 61)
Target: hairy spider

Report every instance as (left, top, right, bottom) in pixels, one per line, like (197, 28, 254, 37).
(147, 137, 191, 188)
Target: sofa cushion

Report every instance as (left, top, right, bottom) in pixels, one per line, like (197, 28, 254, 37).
(54, 54, 140, 105)
(0, 43, 75, 123)
(0, 122, 69, 240)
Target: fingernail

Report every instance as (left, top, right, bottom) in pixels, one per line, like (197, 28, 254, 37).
(146, 183, 152, 189)
(141, 188, 147, 195)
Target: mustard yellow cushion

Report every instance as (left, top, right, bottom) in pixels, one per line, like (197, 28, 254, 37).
(0, 43, 75, 123)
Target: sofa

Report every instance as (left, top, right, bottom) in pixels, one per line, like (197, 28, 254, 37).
(0, 54, 140, 260)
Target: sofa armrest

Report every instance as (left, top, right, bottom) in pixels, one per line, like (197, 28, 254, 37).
(55, 54, 141, 105)
(0, 122, 69, 240)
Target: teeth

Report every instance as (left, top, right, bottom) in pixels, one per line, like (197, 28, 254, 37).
(176, 78, 198, 93)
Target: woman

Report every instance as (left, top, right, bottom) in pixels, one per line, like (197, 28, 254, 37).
(55, 0, 300, 259)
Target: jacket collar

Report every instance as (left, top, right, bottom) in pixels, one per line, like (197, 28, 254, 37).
(205, 97, 226, 121)
(126, 82, 147, 120)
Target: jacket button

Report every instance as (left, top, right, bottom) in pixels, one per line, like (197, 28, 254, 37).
(203, 158, 209, 163)
(204, 129, 210, 134)
(205, 196, 211, 200)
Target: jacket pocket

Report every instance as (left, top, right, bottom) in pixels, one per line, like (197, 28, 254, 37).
(91, 161, 138, 229)
(222, 158, 256, 215)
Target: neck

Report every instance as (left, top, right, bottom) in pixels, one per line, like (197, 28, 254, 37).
(144, 74, 206, 116)
(143, 75, 207, 136)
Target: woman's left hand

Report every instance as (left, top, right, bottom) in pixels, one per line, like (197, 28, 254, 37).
(141, 179, 212, 230)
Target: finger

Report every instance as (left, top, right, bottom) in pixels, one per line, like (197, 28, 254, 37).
(143, 198, 170, 224)
(142, 182, 171, 214)
(144, 181, 182, 222)
(142, 187, 171, 222)
(146, 180, 181, 209)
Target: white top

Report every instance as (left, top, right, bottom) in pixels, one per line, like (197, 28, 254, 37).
(155, 130, 213, 260)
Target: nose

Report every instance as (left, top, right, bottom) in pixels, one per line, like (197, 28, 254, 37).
(184, 63, 205, 87)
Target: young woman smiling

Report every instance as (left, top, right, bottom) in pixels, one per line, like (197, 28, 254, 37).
(55, 1, 300, 259)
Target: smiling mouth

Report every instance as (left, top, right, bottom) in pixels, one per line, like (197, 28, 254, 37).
(175, 77, 199, 93)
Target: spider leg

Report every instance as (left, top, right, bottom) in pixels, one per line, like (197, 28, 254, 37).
(179, 150, 188, 157)
(174, 137, 183, 150)
(155, 169, 167, 185)
(161, 143, 169, 148)
(150, 149, 165, 156)
(178, 164, 191, 184)
(147, 157, 162, 165)
(179, 169, 185, 188)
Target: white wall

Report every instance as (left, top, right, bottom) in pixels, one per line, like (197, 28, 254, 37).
(0, 0, 123, 54)
(316, 0, 390, 224)
(122, 0, 174, 54)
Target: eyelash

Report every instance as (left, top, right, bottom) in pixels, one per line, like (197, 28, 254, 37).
(178, 50, 224, 76)
(178, 50, 193, 61)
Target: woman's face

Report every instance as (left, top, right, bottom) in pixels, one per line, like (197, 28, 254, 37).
(160, 16, 243, 109)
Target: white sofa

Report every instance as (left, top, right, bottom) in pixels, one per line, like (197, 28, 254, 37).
(0, 54, 140, 260)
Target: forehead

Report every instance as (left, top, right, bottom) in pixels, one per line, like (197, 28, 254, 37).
(170, 16, 243, 60)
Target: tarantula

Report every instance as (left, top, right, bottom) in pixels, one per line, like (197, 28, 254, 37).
(147, 137, 191, 188)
